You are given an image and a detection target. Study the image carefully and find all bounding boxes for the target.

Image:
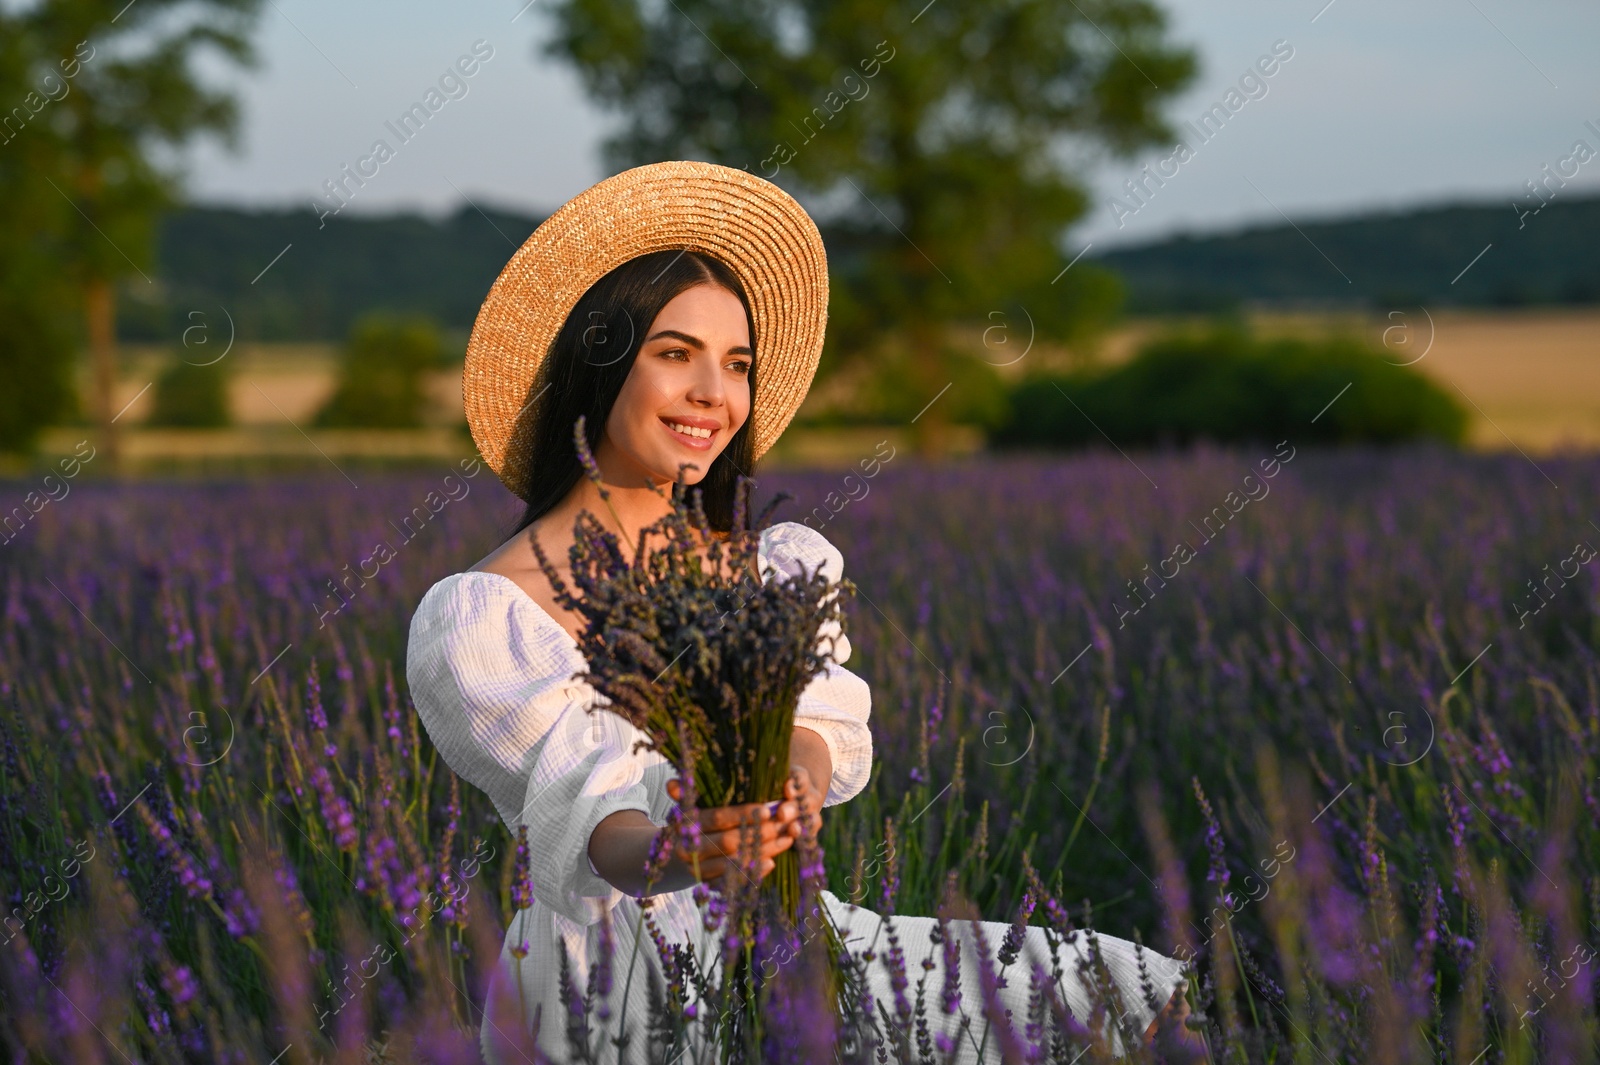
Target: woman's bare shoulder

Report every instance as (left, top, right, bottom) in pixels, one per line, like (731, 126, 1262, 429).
(469, 520, 586, 643)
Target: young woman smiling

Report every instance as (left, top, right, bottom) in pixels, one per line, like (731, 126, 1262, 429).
(405, 162, 1201, 1063)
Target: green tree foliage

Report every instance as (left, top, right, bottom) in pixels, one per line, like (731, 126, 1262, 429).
(6, 0, 260, 463)
(994, 324, 1469, 449)
(0, 12, 79, 452)
(315, 315, 448, 430)
(541, 0, 1196, 450)
(148, 356, 231, 427)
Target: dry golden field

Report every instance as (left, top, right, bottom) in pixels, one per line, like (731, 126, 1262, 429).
(100, 343, 464, 427)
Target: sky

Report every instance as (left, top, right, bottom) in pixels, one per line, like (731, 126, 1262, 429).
(182, 0, 1600, 250)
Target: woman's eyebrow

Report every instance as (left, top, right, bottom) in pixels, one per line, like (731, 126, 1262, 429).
(645, 328, 703, 348)
(645, 329, 754, 357)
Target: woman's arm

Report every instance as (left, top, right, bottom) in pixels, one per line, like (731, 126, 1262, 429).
(588, 798, 804, 897)
(588, 732, 829, 898)
(789, 725, 832, 836)
(588, 809, 699, 897)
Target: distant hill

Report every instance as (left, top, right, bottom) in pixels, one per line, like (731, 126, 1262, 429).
(1094, 194, 1600, 313)
(122, 204, 547, 343)
(126, 192, 1600, 342)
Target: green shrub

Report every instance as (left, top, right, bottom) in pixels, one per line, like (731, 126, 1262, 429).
(148, 357, 232, 427)
(314, 314, 446, 429)
(992, 324, 1468, 449)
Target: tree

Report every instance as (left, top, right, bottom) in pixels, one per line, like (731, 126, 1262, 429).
(16, 0, 261, 468)
(0, 10, 79, 452)
(315, 314, 448, 430)
(542, 0, 1195, 454)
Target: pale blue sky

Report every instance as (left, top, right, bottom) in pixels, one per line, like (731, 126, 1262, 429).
(183, 0, 1600, 249)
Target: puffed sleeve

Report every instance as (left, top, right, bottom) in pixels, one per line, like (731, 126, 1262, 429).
(406, 572, 594, 824)
(519, 695, 663, 927)
(760, 522, 875, 807)
(407, 572, 665, 927)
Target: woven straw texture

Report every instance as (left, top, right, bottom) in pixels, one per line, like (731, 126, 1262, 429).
(462, 160, 830, 501)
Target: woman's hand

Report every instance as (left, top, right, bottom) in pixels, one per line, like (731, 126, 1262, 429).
(663, 770, 820, 892)
(1145, 986, 1207, 1063)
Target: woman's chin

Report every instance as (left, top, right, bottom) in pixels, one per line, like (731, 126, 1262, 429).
(644, 455, 715, 486)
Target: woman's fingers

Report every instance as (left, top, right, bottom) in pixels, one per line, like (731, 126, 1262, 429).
(706, 825, 795, 863)
(666, 779, 809, 829)
(696, 806, 815, 859)
(663, 778, 815, 862)
(675, 831, 794, 883)
(786, 810, 823, 839)
(705, 800, 794, 832)
(681, 848, 788, 892)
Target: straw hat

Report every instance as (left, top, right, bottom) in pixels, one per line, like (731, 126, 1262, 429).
(462, 160, 830, 501)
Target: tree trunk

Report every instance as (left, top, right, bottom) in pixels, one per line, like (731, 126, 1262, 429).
(907, 319, 951, 460)
(86, 277, 120, 472)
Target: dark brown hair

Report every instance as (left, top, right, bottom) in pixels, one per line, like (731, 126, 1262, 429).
(506, 249, 758, 540)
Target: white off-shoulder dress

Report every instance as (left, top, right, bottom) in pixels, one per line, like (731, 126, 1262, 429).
(406, 521, 1187, 1064)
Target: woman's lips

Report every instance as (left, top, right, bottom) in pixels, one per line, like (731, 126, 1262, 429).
(660, 417, 717, 450)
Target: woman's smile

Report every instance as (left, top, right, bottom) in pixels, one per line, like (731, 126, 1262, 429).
(659, 413, 722, 450)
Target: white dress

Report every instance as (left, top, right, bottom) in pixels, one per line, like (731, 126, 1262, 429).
(405, 521, 1187, 1064)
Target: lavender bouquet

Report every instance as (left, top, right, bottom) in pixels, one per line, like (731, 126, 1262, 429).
(529, 416, 868, 1061)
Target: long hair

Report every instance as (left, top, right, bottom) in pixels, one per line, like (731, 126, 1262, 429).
(505, 248, 759, 540)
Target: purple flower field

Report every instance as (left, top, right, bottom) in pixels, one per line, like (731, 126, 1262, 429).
(1, 444, 1597, 1063)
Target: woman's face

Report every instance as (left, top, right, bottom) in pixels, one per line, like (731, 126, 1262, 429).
(601, 282, 753, 485)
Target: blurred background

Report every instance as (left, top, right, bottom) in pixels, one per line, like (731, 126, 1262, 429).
(4, 0, 1598, 477)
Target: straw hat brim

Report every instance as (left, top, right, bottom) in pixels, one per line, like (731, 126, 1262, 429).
(462, 160, 830, 502)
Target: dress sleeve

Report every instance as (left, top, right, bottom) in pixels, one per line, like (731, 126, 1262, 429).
(520, 695, 663, 927)
(407, 573, 661, 926)
(406, 573, 593, 825)
(760, 522, 875, 807)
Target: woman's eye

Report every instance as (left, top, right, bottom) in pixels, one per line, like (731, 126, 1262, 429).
(728, 360, 751, 375)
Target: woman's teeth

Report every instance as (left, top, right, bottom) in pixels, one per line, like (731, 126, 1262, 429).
(666, 421, 713, 439)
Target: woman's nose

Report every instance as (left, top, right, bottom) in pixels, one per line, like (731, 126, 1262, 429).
(682, 354, 726, 406)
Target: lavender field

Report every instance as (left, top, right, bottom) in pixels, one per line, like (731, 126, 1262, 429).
(1, 444, 1597, 1064)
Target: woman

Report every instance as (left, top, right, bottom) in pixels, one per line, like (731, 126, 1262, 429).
(406, 162, 1198, 1063)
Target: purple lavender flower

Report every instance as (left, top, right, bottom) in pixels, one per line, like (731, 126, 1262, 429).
(998, 888, 1036, 967)
(309, 765, 357, 850)
(223, 887, 259, 938)
(1192, 776, 1229, 897)
(161, 964, 199, 1007)
(511, 825, 532, 911)
(937, 914, 962, 1015)
(702, 886, 727, 934)
(136, 805, 213, 901)
(305, 660, 329, 733)
(880, 917, 911, 1026)
(594, 903, 614, 1021)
